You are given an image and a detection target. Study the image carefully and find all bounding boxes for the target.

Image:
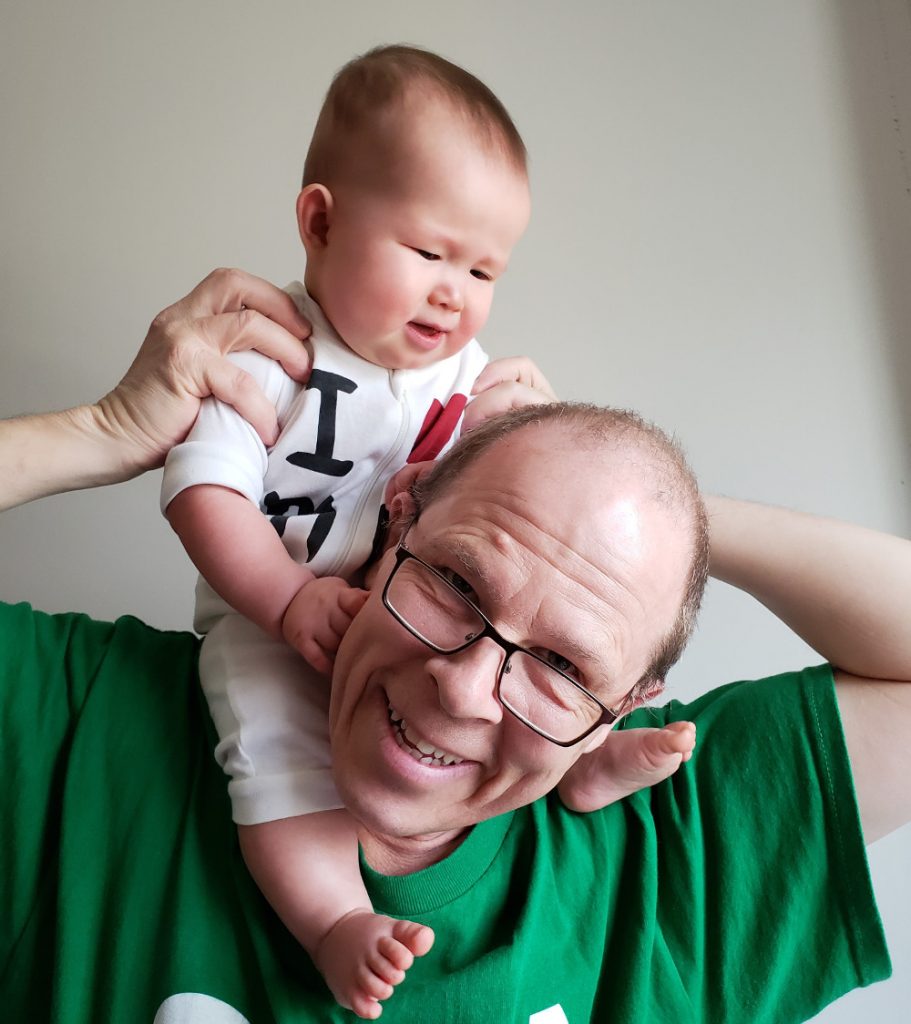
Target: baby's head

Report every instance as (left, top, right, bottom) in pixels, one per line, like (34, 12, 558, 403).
(297, 45, 530, 370)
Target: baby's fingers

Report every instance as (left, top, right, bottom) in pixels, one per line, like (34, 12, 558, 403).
(472, 356, 556, 397)
(296, 635, 335, 677)
(462, 380, 553, 434)
(339, 587, 370, 617)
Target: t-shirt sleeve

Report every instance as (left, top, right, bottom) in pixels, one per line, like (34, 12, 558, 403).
(616, 665, 891, 1022)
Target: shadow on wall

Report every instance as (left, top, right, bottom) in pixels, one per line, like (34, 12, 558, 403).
(834, 0, 911, 523)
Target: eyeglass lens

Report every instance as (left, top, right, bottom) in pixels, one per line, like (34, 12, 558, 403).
(385, 556, 603, 743)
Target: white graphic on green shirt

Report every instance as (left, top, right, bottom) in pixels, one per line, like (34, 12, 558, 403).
(529, 1006, 569, 1024)
(153, 993, 251, 1023)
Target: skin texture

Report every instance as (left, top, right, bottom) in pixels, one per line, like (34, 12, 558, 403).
(330, 424, 694, 875)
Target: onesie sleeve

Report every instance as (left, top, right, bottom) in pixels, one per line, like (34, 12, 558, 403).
(160, 350, 300, 512)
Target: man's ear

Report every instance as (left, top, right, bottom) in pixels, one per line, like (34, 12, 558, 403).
(385, 490, 418, 548)
(632, 677, 665, 707)
(296, 184, 334, 253)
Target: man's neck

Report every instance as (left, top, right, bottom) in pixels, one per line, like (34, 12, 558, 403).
(358, 825, 471, 876)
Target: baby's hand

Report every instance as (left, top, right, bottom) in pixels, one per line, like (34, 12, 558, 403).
(463, 355, 557, 434)
(282, 577, 369, 675)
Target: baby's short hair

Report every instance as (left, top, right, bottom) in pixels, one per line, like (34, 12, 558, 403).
(302, 44, 527, 188)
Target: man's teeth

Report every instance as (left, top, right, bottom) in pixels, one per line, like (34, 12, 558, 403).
(389, 705, 464, 766)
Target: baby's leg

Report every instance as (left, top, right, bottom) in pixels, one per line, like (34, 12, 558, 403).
(240, 810, 434, 1020)
(558, 722, 696, 812)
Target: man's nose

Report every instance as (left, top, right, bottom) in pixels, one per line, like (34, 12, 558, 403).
(429, 278, 463, 312)
(427, 639, 504, 724)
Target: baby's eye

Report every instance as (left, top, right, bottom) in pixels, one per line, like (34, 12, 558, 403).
(470, 269, 492, 281)
(415, 248, 440, 261)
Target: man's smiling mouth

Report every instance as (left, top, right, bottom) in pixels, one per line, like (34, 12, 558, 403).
(388, 702, 465, 766)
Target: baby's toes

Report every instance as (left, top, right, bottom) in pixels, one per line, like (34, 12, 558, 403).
(657, 721, 696, 758)
(375, 936, 413, 975)
(356, 963, 394, 1003)
(391, 920, 435, 957)
(349, 990, 383, 1021)
(369, 943, 409, 985)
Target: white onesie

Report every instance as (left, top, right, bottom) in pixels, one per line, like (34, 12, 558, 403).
(161, 282, 488, 824)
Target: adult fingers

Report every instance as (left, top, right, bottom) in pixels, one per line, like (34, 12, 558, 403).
(196, 307, 312, 381)
(199, 352, 280, 445)
(164, 268, 311, 337)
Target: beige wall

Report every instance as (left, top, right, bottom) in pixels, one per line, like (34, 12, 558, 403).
(1, 2, 909, 1018)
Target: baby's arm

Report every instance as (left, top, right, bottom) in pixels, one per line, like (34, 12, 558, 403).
(166, 485, 364, 672)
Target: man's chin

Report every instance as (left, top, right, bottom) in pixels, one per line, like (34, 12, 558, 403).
(337, 780, 443, 839)
(352, 806, 472, 873)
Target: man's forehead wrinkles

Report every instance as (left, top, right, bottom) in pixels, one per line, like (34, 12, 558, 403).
(479, 502, 637, 599)
(447, 504, 641, 677)
(428, 486, 647, 626)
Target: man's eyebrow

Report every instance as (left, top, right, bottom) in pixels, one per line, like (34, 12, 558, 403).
(442, 539, 484, 581)
(448, 540, 615, 687)
(543, 627, 614, 689)
(548, 629, 598, 666)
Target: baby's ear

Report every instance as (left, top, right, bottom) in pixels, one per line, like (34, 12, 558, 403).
(296, 184, 334, 252)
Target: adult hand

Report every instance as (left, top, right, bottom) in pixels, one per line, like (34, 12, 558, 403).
(1, 269, 311, 511)
(462, 355, 556, 434)
(97, 268, 312, 473)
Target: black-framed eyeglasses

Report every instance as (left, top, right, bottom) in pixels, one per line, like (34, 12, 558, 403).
(381, 540, 635, 746)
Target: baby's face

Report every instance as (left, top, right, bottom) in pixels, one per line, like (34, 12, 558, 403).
(307, 118, 530, 370)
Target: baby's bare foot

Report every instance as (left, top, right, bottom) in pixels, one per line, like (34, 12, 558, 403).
(315, 910, 434, 1019)
(559, 722, 696, 812)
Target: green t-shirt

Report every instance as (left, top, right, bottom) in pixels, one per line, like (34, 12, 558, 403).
(0, 602, 890, 1022)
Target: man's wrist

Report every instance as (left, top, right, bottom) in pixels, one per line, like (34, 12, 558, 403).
(1, 404, 143, 512)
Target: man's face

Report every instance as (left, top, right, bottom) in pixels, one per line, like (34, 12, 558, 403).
(303, 105, 530, 371)
(330, 427, 691, 850)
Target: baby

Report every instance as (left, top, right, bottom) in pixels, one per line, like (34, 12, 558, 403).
(163, 45, 692, 1019)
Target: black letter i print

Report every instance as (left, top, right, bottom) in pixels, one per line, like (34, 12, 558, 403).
(266, 369, 356, 561)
